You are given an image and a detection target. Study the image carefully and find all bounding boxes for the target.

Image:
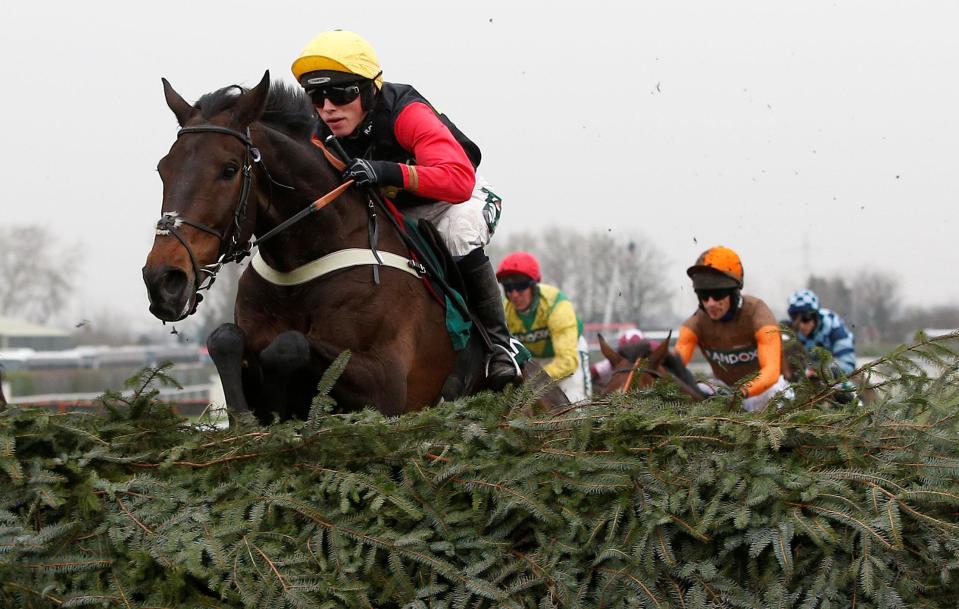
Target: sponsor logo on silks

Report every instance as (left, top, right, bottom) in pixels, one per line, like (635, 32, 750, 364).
(703, 346, 758, 367)
(516, 327, 550, 344)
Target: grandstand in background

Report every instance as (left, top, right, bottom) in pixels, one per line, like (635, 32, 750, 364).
(0, 315, 71, 351)
(0, 344, 209, 371)
(0, 344, 219, 414)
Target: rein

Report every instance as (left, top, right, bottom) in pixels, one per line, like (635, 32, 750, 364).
(609, 357, 663, 393)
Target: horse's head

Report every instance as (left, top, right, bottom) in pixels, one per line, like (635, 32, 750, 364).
(780, 322, 809, 382)
(143, 71, 271, 321)
(598, 333, 672, 395)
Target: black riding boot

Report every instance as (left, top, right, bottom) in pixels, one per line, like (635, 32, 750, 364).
(458, 249, 522, 390)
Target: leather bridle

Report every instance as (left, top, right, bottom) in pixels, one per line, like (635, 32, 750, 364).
(153, 124, 355, 321)
(154, 125, 260, 318)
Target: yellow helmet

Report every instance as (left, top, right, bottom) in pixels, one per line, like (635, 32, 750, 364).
(291, 30, 384, 89)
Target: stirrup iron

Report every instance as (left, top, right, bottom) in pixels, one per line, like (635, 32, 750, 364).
(485, 337, 523, 378)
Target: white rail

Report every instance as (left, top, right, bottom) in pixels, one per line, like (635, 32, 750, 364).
(8, 383, 214, 405)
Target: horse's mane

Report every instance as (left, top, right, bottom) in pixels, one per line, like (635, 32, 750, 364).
(619, 341, 653, 362)
(194, 81, 317, 138)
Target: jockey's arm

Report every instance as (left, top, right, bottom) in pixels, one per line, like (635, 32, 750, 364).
(393, 102, 476, 202)
(675, 325, 698, 365)
(828, 325, 857, 375)
(742, 325, 782, 397)
(543, 300, 580, 380)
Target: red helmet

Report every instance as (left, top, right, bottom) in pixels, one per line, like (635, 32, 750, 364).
(496, 251, 541, 282)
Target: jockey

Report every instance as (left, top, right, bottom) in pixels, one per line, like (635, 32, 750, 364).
(496, 252, 591, 402)
(674, 246, 790, 411)
(787, 289, 857, 376)
(292, 30, 521, 389)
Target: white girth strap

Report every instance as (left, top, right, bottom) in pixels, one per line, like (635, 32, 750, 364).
(251, 248, 420, 286)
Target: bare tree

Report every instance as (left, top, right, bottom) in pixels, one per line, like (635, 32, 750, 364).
(850, 270, 901, 345)
(891, 304, 959, 342)
(807, 274, 854, 317)
(489, 228, 672, 325)
(0, 225, 82, 323)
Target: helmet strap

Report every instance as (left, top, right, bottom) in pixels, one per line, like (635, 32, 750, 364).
(360, 80, 378, 111)
(723, 291, 743, 321)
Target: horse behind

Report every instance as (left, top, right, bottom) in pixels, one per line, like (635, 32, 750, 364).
(142, 71, 565, 422)
(596, 334, 706, 400)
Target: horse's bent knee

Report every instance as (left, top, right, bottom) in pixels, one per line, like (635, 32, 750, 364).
(207, 323, 245, 362)
(261, 331, 311, 372)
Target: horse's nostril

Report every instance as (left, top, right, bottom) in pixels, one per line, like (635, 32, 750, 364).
(158, 269, 188, 299)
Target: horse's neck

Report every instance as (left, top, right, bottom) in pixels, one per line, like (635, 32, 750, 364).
(253, 129, 403, 269)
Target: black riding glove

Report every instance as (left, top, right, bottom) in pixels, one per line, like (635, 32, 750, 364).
(342, 159, 403, 188)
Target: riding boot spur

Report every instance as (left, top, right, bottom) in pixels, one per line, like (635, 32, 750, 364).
(457, 249, 523, 390)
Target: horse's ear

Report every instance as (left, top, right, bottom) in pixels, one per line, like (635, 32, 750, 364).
(647, 330, 673, 370)
(598, 334, 624, 365)
(234, 70, 271, 127)
(162, 78, 197, 127)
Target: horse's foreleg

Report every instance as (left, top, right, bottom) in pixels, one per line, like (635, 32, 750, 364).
(519, 359, 571, 414)
(207, 323, 252, 413)
(259, 331, 312, 420)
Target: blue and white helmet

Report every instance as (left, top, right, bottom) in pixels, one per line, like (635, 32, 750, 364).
(787, 289, 820, 316)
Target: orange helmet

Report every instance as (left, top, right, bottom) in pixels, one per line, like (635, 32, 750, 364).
(686, 246, 744, 289)
(496, 251, 541, 283)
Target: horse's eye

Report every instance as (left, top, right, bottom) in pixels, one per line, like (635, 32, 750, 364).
(221, 164, 239, 179)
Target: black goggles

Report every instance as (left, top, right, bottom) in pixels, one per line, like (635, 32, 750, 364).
(307, 83, 363, 107)
(502, 280, 534, 294)
(695, 288, 735, 303)
(791, 311, 817, 323)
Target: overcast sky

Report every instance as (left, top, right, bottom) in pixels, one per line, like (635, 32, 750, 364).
(2, 1, 957, 337)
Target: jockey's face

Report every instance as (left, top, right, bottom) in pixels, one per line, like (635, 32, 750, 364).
(316, 94, 367, 137)
(701, 294, 731, 321)
(795, 316, 817, 337)
(501, 275, 535, 312)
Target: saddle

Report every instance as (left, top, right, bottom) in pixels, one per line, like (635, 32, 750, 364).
(405, 218, 488, 400)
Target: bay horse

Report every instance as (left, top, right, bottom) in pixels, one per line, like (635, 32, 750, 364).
(596, 334, 707, 400)
(143, 71, 563, 422)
